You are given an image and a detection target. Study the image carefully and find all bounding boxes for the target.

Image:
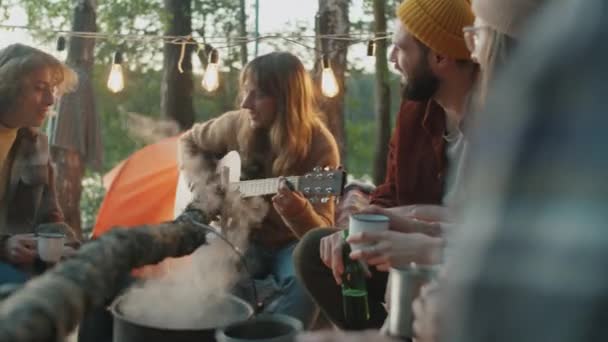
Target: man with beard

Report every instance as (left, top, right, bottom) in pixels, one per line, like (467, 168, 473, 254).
(294, 0, 477, 331)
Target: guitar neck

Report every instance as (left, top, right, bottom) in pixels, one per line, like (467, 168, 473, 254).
(229, 176, 300, 198)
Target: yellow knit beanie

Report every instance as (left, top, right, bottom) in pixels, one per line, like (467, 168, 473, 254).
(397, 0, 475, 60)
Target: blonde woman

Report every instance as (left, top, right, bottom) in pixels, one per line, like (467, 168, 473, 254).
(464, 0, 544, 107)
(412, 1, 548, 342)
(0, 44, 79, 284)
(179, 51, 340, 327)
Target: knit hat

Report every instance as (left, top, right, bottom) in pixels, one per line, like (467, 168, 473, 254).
(397, 0, 475, 60)
(472, 0, 544, 38)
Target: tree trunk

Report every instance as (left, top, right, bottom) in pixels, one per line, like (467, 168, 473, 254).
(161, 0, 195, 131)
(50, 147, 85, 238)
(239, 0, 248, 67)
(315, 0, 349, 165)
(52, 0, 98, 238)
(372, 0, 391, 185)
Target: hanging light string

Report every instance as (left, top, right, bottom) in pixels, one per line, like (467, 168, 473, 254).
(0, 23, 391, 47)
(0, 24, 390, 95)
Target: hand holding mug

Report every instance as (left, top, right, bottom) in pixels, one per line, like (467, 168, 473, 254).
(347, 231, 443, 271)
(5, 234, 37, 265)
(360, 205, 445, 236)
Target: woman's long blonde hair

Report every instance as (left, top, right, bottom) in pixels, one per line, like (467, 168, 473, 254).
(474, 31, 516, 109)
(240, 52, 322, 176)
(0, 44, 77, 114)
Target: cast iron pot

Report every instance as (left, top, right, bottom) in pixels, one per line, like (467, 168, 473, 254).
(112, 293, 254, 342)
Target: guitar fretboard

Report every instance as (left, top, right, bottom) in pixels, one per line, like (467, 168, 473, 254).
(228, 176, 300, 197)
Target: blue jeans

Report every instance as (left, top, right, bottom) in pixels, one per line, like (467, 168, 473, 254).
(0, 262, 28, 285)
(243, 242, 317, 328)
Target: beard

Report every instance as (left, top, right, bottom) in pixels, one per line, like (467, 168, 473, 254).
(402, 59, 440, 102)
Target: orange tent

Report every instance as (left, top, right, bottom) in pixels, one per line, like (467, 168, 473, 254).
(92, 136, 179, 238)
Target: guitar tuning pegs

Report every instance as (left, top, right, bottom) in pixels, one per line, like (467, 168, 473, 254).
(309, 197, 319, 204)
(321, 197, 330, 204)
(313, 166, 322, 172)
(323, 166, 331, 171)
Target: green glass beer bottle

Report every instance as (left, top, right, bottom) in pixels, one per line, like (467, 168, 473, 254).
(341, 230, 370, 330)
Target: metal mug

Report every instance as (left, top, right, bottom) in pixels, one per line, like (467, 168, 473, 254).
(388, 263, 439, 339)
(348, 214, 389, 252)
(37, 232, 66, 263)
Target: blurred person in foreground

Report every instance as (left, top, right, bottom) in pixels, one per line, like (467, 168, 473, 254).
(0, 44, 79, 285)
(411, 0, 549, 341)
(443, 0, 608, 341)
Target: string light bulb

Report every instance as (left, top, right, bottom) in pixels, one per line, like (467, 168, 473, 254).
(202, 49, 220, 92)
(367, 40, 376, 57)
(321, 56, 339, 98)
(107, 51, 125, 93)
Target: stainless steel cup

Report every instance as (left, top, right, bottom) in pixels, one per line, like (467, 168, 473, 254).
(388, 264, 439, 339)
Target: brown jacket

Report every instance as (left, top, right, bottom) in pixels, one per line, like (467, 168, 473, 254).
(179, 110, 340, 248)
(370, 100, 447, 207)
(0, 128, 79, 261)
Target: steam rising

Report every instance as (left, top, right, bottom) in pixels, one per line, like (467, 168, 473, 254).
(125, 111, 180, 144)
(119, 238, 250, 330)
(119, 152, 269, 329)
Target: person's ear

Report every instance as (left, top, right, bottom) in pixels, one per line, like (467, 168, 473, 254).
(428, 51, 450, 74)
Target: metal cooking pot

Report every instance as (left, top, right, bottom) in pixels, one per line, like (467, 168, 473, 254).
(216, 314, 303, 342)
(112, 293, 254, 342)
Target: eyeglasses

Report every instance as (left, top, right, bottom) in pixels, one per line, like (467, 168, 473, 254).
(463, 25, 491, 53)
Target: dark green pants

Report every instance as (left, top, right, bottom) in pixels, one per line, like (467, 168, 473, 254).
(293, 228, 388, 330)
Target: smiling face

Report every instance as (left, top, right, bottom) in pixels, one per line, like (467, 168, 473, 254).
(389, 21, 440, 102)
(240, 77, 278, 129)
(3, 67, 56, 128)
(390, 21, 416, 83)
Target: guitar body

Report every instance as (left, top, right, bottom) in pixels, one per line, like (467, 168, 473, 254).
(174, 151, 346, 218)
(173, 151, 241, 218)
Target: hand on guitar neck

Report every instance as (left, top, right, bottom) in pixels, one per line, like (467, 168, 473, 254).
(272, 177, 307, 217)
(174, 151, 346, 219)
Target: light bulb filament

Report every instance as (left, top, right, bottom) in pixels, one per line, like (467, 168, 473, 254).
(321, 67, 339, 98)
(107, 64, 124, 93)
(202, 63, 220, 92)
